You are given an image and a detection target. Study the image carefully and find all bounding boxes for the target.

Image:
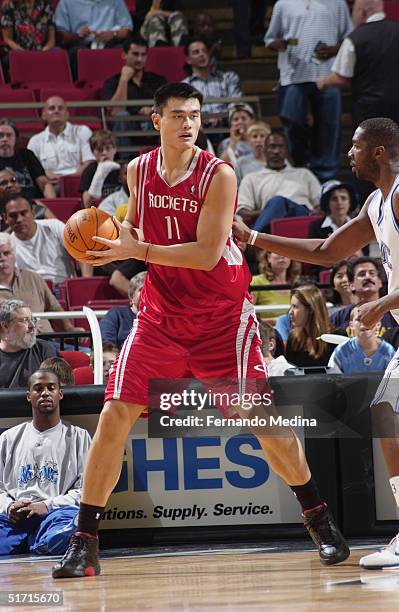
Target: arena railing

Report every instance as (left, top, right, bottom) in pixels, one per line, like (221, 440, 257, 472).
(0, 95, 261, 154)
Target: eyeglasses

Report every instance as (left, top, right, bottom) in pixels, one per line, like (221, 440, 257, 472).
(0, 177, 17, 188)
(12, 317, 40, 326)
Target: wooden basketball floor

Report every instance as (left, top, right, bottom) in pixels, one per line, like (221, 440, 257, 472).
(0, 540, 398, 611)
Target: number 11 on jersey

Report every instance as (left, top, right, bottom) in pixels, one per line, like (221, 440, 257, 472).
(165, 215, 181, 240)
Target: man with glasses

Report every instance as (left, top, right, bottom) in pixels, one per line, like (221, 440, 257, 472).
(27, 96, 95, 186)
(0, 299, 57, 388)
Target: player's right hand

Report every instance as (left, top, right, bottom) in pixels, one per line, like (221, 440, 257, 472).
(232, 216, 251, 243)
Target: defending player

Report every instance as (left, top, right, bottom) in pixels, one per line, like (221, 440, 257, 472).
(52, 82, 348, 578)
(234, 117, 399, 570)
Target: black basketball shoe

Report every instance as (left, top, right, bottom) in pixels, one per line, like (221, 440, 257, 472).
(52, 532, 101, 578)
(302, 502, 350, 565)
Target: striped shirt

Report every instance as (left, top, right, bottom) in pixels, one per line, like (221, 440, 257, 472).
(183, 70, 242, 114)
(264, 0, 352, 86)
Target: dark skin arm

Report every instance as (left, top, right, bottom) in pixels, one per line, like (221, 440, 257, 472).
(233, 195, 375, 267)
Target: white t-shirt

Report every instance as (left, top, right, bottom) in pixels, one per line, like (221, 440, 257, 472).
(27, 122, 95, 176)
(98, 187, 129, 216)
(12, 219, 75, 285)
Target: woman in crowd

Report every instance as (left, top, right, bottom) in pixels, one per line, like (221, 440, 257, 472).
(285, 284, 334, 367)
(329, 260, 356, 311)
(251, 250, 301, 320)
(1, 0, 55, 53)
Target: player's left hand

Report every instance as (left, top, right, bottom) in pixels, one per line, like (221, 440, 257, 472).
(20, 501, 48, 519)
(87, 218, 143, 266)
(356, 299, 385, 329)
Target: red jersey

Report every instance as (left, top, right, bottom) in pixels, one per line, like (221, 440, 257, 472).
(135, 146, 251, 318)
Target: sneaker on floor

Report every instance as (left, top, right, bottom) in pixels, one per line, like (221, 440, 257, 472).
(52, 532, 100, 579)
(359, 533, 399, 570)
(302, 502, 350, 565)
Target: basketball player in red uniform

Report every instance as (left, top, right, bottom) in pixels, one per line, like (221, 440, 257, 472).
(52, 83, 348, 578)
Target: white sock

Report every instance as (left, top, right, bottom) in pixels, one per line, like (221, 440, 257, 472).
(389, 476, 399, 508)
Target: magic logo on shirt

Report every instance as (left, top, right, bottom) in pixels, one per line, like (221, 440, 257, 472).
(18, 461, 59, 486)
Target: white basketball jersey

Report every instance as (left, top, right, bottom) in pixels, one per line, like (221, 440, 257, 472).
(368, 175, 399, 323)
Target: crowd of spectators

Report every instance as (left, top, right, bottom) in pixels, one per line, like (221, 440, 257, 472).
(0, 0, 398, 392)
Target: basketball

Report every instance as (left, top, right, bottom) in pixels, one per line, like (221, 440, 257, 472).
(63, 208, 119, 263)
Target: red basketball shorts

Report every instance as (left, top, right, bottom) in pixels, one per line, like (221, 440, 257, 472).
(105, 296, 268, 408)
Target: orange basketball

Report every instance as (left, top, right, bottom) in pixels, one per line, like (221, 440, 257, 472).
(63, 208, 119, 263)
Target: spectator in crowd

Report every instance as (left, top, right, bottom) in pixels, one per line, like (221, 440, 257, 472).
(286, 285, 334, 367)
(109, 258, 147, 297)
(265, 0, 352, 180)
(309, 180, 358, 240)
(317, 0, 399, 126)
(217, 103, 255, 165)
(0, 232, 82, 334)
(79, 130, 120, 209)
(237, 131, 321, 230)
(0, 369, 90, 555)
(140, 0, 188, 48)
(329, 305, 395, 373)
(192, 12, 222, 64)
(55, 0, 133, 79)
(100, 271, 146, 348)
(0, 300, 57, 388)
(98, 162, 129, 217)
(183, 38, 242, 125)
(40, 356, 75, 386)
(251, 250, 301, 320)
(0, 168, 54, 223)
(258, 321, 293, 376)
(27, 97, 94, 187)
(0, 1, 55, 61)
(89, 341, 118, 384)
(2, 193, 80, 285)
(231, 0, 268, 58)
(0, 119, 56, 200)
(308, 179, 359, 278)
(103, 35, 166, 153)
(330, 256, 398, 332)
(329, 260, 357, 310)
(235, 121, 270, 185)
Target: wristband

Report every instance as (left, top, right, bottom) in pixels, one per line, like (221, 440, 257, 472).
(248, 230, 258, 246)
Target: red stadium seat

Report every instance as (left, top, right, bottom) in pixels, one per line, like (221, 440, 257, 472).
(146, 46, 186, 81)
(124, 0, 136, 11)
(59, 350, 90, 368)
(73, 366, 94, 385)
(270, 216, 323, 239)
(59, 174, 82, 198)
(319, 270, 332, 284)
(77, 48, 124, 89)
(41, 198, 82, 223)
(39, 87, 101, 130)
(9, 50, 73, 89)
(63, 276, 122, 308)
(384, 2, 399, 20)
(0, 89, 43, 133)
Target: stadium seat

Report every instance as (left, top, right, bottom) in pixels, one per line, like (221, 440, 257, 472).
(9, 50, 73, 89)
(63, 276, 122, 309)
(59, 350, 90, 368)
(73, 366, 94, 385)
(77, 48, 124, 89)
(384, 2, 399, 20)
(59, 175, 82, 198)
(270, 216, 323, 239)
(41, 198, 82, 223)
(319, 270, 332, 284)
(146, 46, 186, 81)
(0, 89, 43, 134)
(39, 87, 101, 130)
